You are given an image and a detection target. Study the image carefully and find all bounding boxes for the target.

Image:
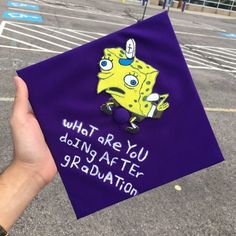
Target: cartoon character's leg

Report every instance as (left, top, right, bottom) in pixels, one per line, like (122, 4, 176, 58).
(126, 115, 144, 134)
(100, 98, 119, 115)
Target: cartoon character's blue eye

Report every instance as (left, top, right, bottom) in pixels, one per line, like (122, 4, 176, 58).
(101, 61, 107, 66)
(99, 59, 113, 71)
(124, 75, 139, 87)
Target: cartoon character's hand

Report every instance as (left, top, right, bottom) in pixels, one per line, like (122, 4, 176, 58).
(146, 93, 160, 102)
(157, 94, 170, 111)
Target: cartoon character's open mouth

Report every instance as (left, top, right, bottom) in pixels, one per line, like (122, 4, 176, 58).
(106, 87, 125, 96)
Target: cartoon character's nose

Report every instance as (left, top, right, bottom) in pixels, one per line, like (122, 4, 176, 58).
(119, 58, 134, 66)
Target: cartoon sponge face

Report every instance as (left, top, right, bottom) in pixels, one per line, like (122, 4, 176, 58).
(97, 39, 169, 134)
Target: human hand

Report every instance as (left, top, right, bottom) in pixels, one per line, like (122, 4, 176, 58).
(10, 76, 57, 187)
(0, 76, 57, 232)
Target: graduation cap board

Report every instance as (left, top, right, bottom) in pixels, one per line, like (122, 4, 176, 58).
(17, 12, 224, 219)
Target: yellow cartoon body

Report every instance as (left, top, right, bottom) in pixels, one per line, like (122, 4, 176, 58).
(97, 39, 169, 134)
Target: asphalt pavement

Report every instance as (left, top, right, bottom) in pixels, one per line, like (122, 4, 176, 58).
(0, 0, 235, 235)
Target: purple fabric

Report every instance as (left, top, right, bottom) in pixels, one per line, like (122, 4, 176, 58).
(17, 12, 224, 219)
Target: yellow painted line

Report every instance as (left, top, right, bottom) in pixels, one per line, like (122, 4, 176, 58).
(204, 107, 236, 113)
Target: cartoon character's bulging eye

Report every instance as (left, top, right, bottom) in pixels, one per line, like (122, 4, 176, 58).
(99, 59, 113, 71)
(124, 75, 139, 87)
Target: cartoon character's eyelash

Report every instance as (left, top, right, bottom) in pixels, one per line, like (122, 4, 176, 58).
(128, 72, 138, 78)
(104, 56, 113, 62)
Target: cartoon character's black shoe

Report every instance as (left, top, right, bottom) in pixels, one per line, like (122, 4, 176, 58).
(100, 104, 112, 115)
(126, 125, 140, 134)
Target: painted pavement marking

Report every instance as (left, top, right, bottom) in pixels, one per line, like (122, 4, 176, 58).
(176, 31, 236, 41)
(5, 22, 80, 46)
(2, 11, 43, 23)
(0, 97, 14, 102)
(0, 97, 235, 114)
(0, 34, 53, 51)
(0, 20, 235, 76)
(0, 21, 6, 35)
(0, 21, 105, 53)
(0, 44, 60, 53)
(7, 1, 40, 11)
(181, 45, 236, 75)
(204, 108, 236, 113)
(4, 27, 73, 50)
(219, 32, 236, 39)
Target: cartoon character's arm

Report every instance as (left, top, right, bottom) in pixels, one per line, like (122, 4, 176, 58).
(100, 98, 120, 115)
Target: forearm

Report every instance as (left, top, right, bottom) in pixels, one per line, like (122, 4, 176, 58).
(0, 160, 44, 231)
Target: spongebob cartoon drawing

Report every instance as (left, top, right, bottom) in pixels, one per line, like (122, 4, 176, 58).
(97, 39, 170, 134)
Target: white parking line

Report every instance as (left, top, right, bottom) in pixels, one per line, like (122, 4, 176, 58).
(0, 97, 14, 102)
(4, 27, 73, 50)
(185, 58, 213, 67)
(66, 29, 106, 37)
(187, 66, 209, 69)
(186, 45, 236, 51)
(1, 20, 235, 75)
(191, 49, 236, 63)
(0, 97, 235, 113)
(176, 31, 236, 41)
(182, 45, 236, 61)
(187, 46, 236, 58)
(0, 21, 106, 53)
(183, 52, 236, 71)
(0, 21, 6, 35)
(66, 30, 99, 40)
(8, 7, 128, 27)
(36, 26, 91, 42)
(3, 21, 107, 36)
(0, 44, 61, 53)
(6, 22, 81, 46)
(183, 51, 219, 67)
(182, 45, 236, 74)
(190, 49, 236, 66)
(172, 23, 225, 31)
(0, 34, 49, 51)
(204, 107, 236, 113)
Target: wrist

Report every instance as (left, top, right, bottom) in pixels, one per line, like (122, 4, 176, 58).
(11, 159, 47, 190)
(0, 160, 45, 231)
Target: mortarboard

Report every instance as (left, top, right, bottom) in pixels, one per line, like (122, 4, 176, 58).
(17, 11, 224, 219)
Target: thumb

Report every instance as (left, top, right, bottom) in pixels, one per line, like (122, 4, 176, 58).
(13, 76, 30, 116)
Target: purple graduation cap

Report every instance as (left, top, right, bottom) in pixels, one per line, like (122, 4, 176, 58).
(17, 12, 224, 219)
